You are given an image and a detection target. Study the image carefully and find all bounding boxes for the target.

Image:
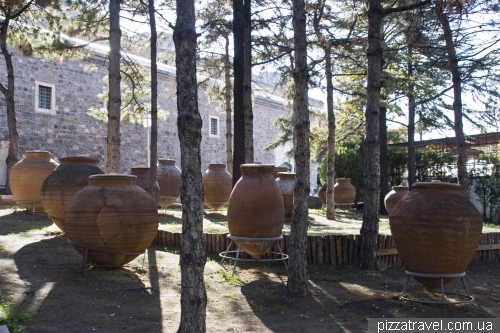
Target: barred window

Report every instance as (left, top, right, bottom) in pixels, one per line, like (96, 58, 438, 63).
(209, 116, 219, 137)
(38, 85, 52, 109)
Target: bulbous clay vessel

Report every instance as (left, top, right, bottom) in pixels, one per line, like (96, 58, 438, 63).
(334, 178, 356, 210)
(389, 181, 482, 292)
(156, 159, 181, 208)
(318, 183, 327, 205)
(384, 185, 410, 214)
(41, 156, 104, 232)
(273, 166, 288, 179)
(10, 151, 59, 211)
(276, 172, 295, 219)
(131, 166, 161, 208)
(65, 174, 159, 267)
(202, 164, 232, 210)
(227, 164, 284, 258)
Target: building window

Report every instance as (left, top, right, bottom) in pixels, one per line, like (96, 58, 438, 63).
(209, 116, 219, 137)
(35, 81, 56, 114)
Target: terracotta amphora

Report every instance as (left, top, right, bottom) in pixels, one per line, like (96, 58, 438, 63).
(334, 178, 356, 210)
(156, 159, 181, 208)
(65, 174, 159, 267)
(276, 172, 295, 219)
(202, 164, 232, 210)
(131, 166, 161, 208)
(41, 156, 104, 232)
(384, 185, 409, 214)
(227, 164, 284, 258)
(389, 181, 482, 292)
(10, 151, 59, 211)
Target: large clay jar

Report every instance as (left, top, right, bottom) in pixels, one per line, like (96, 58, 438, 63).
(202, 164, 232, 210)
(273, 166, 289, 179)
(318, 183, 327, 205)
(65, 174, 159, 267)
(384, 185, 409, 214)
(131, 166, 161, 208)
(41, 156, 104, 232)
(156, 159, 181, 208)
(390, 181, 482, 292)
(276, 172, 295, 219)
(227, 164, 284, 258)
(334, 178, 356, 210)
(10, 151, 59, 211)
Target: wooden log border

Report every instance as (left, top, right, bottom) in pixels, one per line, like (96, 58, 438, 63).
(154, 231, 500, 267)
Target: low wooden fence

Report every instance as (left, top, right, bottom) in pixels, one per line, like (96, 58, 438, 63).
(154, 231, 500, 268)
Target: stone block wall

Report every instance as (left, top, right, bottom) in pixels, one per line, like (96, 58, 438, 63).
(0, 48, 319, 187)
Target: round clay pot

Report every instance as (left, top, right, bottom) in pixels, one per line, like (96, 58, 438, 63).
(131, 166, 161, 208)
(227, 164, 284, 258)
(156, 159, 181, 208)
(318, 183, 327, 205)
(65, 174, 159, 267)
(9, 151, 59, 211)
(334, 178, 356, 210)
(389, 181, 482, 292)
(273, 166, 289, 179)
(384, 185, 409, 214)
(41, 156, 104, 232)
(276, 172, 295, 219)
(202, 164, 232, 210)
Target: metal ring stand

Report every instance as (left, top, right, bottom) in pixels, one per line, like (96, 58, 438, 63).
(15, 200, 42, 215)
(219, 235, 289, 274)
(68, 239, 146, 275)
(400, 270, 474, 304)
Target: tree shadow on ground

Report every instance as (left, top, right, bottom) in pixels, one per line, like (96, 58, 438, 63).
(12, 236, 164, 333)
(239, 262, 498, 332)
(0, 209, 53, 235)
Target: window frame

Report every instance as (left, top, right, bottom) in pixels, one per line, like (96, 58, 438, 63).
(35, 81, 56, 114)
(209, 115, 219, 138)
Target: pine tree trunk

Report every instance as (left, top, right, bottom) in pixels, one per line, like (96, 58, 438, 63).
(359, 0, 382, 270)
(148, 0, 158, 196)
(243, 0, 253, 163)
(435, 1, 468, 194)
(224, 35, 233, 175)
(232, 0, 245, 185)
(174, 1, 207, 331)
(287, 0, 310, 296)
(0, 17, 19, 194)
(325, 49, 336, 220)
(379, 106, 388, 215)
(107, 0, 122, 173)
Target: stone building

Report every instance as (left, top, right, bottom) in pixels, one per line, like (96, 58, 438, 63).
(0, 43, 320, 190)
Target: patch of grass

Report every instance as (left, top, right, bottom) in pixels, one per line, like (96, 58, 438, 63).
(223, 292, 234, 299)
(0, 246, 4, 253)
(0, 291, 31, 333)
(164, 247, 180, 255)
(206, 257, 218, 264)
(272, 302, 282, 310)
(217, 268, 241, 286)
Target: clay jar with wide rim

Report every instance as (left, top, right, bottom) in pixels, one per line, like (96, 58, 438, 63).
(384, 185, 410, 214)
(227, 164, 284, 258)
(272, 166, 289, 179)
(131, 166, 161, 208)
(389, 181, 482, 292)
(202, 163, 232, 210)
(41, 156, 104, 232)
(65, 174, 159, 267)
(334, 178, 356, 210)
(276, 172, 296, 219)
(10, 151, 59, 211)
(156, 159, 181, 208)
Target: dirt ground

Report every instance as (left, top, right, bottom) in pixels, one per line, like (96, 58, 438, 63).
(1, 205, 500, 333)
